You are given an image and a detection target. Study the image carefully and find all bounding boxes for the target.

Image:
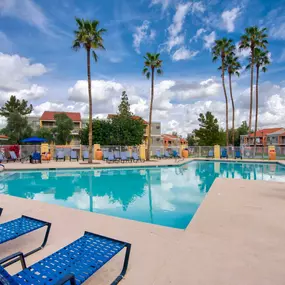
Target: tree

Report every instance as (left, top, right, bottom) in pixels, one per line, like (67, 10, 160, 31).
(0, 95, 33, 117)
(212, 38, 233, 147)
(239, 26, 268, 141)
(34, 127, 54, 143)
(118, 91, 132, 117)
(187, 133, 196, 146)
(72, 18, 106, 163)
(193, 112, 225, 146)
(53, 113, 74, 145)
(172, 131, 178, 137)
(225, 46, 241, 146)
(248, 48, 270, 150)
(2, 112, 33, 144)
(142, 53, 163, 161)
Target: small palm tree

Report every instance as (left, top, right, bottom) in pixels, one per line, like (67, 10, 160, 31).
(239, 26, 268, 144)
(212, 38, 233, 147)
(72, 18, 106, 163)
(247, 48, 270, 149)
(225, 48, 241, 146)
(143, 53, 163, 161)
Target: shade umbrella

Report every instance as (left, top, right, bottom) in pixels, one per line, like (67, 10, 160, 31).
(21, 137, 48, 153)
(21, 137, 48, 143)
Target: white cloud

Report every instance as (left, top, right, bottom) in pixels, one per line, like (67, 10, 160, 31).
(0, 0, 54, 36)
(133, 20, 156, 54)
(150, 0, 171, 11)
(0, 31, 13, 52)
(279, 49, 285, 62)
(221, 7, 240, 32)
(203, 31, 216, 50)
(172, 47, 199, 61)
(191, 1, 205, 13)
(190, 28, 206, 42)
(235, 42, 250, 60)
(270, 23, 285, 40)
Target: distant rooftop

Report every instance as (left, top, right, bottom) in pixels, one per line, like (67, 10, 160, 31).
(40, 111, 81, 122)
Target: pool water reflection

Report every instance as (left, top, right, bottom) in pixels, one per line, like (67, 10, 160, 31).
(1, 161, 285, 229)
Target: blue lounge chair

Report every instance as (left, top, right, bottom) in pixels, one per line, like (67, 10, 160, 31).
(9, 151, 18, 162)
(155, 150, 162, 159)
(103, 150, 109, 161)
(164, 150, 172, 159)
(107, 152, 115, 163)
(207, 150, 214, 158)
(132, 152, 144, 162)
(235, 149, 242, 159)
(0, 231, 131, 285)
(0, 153, 7, 163)
(56, 150, 65, 161)
(114, 151, 121, 161)
(120, 152, 129, 163)
(82, 150, 89, 161)
(70, 150, 78, 161)
(220, 149, 228, 159)
(0, 215, 51, 264)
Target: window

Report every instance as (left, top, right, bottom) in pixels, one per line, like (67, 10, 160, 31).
(156, 126, 160, 129)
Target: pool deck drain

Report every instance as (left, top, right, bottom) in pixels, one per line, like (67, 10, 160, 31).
(1, 178, 285, 284)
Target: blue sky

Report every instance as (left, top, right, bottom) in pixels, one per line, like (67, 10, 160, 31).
(0, 0, 285, 135)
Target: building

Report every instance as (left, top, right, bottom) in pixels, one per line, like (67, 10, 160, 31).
(27, 116, 40, 131)
(240, 128, 284, 146)
(40, 111, 82, 144)
(162, 134, 188, 148)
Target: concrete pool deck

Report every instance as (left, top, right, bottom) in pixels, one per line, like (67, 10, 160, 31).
(1, 178, 285, 284)
(1, 157, 284, 171)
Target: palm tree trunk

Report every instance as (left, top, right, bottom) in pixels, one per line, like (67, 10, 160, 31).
(221, 62, 229, 147)
(248, 47, 254, 146)
(229, 73, 235, 146)
(146, 67, 154, 161)
(254, 65, 259, 152)
(87, 47, 93, 164)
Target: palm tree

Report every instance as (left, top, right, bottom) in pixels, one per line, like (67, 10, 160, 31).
(225, 48, 241, 146)
(212, 38, 233, 147)
(247, 48, 270, 150)
(72, 18, 106, 163)
(142, 53, 163, 161)
(239, 26, 268, 144)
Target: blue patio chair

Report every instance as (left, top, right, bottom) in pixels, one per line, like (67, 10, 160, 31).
(114, 151, 121, 161)
(220, 148, 228, 159)
(132, 152, 144, 162)
(207, 150, 214, 158)
(107, 152, 115, 163)
(70, 150, 78, 161)
(0, 231, 131, 285)
(0, 153, 7, 163)
(0, 215, 51, 265)
(164, 150, 172, 159)
(155, 150, 162, 159)
(120, 151, 129, 163)
(8, 151, 18, 162)
(173, 150, 182, 159)
(235, 149, 242, 159)
(103, 150, 109, 161)
(82, 150, 89, 161)
(56, 150, 65, 161)
(31, 152, 41, 163)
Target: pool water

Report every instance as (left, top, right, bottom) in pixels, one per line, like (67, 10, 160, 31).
(1, 161, 285, 229)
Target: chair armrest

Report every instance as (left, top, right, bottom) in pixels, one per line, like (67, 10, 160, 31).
(55, 273, 76, 285)
(0, 252, 27, 269)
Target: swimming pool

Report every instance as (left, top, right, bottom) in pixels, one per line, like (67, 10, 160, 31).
(1, 161, 285, 229)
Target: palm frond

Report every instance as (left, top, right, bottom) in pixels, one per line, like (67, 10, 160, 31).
(92, 51, 98, 62)
(157, 68, 163, 75)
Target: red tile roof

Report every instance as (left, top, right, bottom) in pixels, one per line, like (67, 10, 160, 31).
(40, 111, 81, 122)
(0, 135, 8, 140)
(107, 114, 148, 124)
(249, 128, 283, 137)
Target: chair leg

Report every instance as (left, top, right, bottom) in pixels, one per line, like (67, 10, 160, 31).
(110, 243, 131, 285)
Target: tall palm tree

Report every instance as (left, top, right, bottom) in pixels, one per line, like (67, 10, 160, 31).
(239, 26, 268, 144)
(72, 18, 106, 163)
(142, 53, 163, 161)
(247, 48, 270, 149)
(225, 48, 241, 146)
(212, 38, 233, 147)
